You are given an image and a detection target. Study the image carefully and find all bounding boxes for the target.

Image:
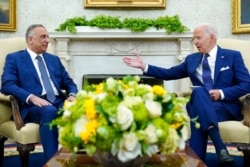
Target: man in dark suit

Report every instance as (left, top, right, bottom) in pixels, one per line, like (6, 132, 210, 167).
(1, 24, 78, 162)
(122, 23, 250, 164)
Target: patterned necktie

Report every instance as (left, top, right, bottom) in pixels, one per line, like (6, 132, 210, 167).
(36, 55, 56, 102)
(202, 53, 213, 91)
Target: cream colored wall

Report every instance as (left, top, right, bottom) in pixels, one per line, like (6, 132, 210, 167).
(0, 0, 250, 40)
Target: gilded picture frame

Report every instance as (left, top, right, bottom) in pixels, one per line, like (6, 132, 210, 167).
(0, 0, 16, 31)
(232, 0, 250, 34)
(84, 0, 166, 8)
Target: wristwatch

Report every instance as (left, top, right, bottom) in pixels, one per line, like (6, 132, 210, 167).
(69, 93, 76, 97)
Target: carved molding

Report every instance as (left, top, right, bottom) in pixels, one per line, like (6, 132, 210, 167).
(49, 31, 193, 92)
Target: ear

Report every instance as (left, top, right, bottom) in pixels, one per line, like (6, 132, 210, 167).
(210, 34, 216, 40)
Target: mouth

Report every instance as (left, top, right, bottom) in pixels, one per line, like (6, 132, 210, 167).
(196, 46, 201, 50)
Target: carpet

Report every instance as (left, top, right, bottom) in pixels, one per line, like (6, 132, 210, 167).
(2, 143, 243, 167)
(2, 144, 46, 167)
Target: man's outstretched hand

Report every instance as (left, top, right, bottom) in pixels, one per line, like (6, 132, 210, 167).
(122, 54, 146, 70)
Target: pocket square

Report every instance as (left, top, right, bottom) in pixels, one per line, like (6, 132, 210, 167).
(220, 66, 230, 71)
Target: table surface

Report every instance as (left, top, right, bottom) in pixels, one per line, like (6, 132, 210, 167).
(44, 145, 207, 167)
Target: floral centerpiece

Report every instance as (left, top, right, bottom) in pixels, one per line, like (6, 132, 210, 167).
(51, 75, 190, 166)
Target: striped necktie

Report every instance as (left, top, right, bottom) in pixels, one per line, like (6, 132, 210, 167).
(202, 53, 213, 91)
(36, 55, 56, 102)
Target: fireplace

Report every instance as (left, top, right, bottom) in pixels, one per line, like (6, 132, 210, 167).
(49, 30, 193, 93)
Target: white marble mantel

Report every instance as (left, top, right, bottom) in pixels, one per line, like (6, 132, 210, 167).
(49, 29, 193, 92)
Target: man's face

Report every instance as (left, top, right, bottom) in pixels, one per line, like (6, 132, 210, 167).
(193, 26, 215, 54)
(28, 27, 49, 54)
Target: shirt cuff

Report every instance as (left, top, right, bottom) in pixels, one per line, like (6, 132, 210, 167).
(26, 94, 33, 104)
(219, 89, 225, 100)
(143, 64, 148, 73)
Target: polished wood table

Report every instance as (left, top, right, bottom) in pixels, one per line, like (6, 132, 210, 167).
(44, 145, 207, 167)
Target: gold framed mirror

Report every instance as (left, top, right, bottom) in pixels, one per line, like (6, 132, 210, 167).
(84, 0, 166, 8)
(232, 0, 250, 34)
(0, 0, 16, 31)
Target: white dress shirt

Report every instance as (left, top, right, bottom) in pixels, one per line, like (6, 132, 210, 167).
(27, 48, 59, 96)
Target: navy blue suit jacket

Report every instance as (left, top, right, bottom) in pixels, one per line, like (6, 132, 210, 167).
(1, 49, 78, 119)
(146, 46, 250, 119)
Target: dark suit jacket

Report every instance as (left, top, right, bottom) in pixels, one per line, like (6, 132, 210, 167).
(146, 46, 250, 119)
(1, 49, 78, 119)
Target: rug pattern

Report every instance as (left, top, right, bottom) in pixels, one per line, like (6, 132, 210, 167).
(4, 144, 43, 157)
(4, 143, 243, 157)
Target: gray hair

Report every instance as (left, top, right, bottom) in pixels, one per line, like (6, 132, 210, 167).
(25, 24, 45, 43)
(196, 23, 218, 39)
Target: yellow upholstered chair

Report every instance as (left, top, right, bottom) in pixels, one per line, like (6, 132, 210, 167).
(0, 38, 53, 167)
(185, 39, 250, 167)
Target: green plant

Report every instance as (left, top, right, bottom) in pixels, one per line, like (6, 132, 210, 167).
(153, 15, 189, 34)
(88, 15, 123, 29)
(55, 14, 189, 34)
(123, 17, 154, 32)
(55, 16, 89, 33)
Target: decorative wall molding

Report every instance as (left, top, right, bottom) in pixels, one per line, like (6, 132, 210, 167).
(49, 31, 193, 92)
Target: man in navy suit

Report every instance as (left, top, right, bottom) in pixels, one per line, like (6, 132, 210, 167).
(1, 24, 78, 162)
(122, 23, 250, 164)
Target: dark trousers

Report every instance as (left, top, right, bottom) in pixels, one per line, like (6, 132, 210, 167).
(186, 87, 237, 161)
(24, 97, 64, 162)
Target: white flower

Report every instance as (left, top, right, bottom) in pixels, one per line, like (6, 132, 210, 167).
(144, 124, 158, 143)
(116, 104, 134, 131)
(93, 92, 107, 102)
(176, 125, 189, 150)
(77, 90, 88, 97)
(122, 96, 143, 107)
(145, 100, 162, 118)
(74, 116, 88, 137)
(145, 144, 159, 156)
(114, 133, 142, 162)
(143, 92, 154, 101)
(161, 127, 179, 154)
(106, 77, 117, 91)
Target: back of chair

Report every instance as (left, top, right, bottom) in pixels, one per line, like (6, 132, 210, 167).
(217, 39, 250, 70)
(0, 38, 26, 84)
(0, 38, 26, 124)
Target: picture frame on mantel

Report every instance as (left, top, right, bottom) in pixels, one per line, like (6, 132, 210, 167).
(0, 0, 16, 31)
(84, 0, 165, 8)
(232, 0, 250, 34)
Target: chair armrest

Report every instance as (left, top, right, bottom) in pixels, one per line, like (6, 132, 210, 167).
(0, 93, 10, 102)
(242, 94, 250, 127)
(9, 95, 25, 130)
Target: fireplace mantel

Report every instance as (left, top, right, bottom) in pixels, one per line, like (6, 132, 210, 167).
(49, 30, 193, 92)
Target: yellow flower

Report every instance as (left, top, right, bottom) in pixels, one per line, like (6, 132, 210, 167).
(84, 98, 97, 119)
(94, 83, 104, 94)
(152, 85, 167, 96)
(80, 120, 98, 143)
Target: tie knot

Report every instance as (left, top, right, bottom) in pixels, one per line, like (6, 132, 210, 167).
(205, 53, 209, 58)
(36, 55, 42, 60)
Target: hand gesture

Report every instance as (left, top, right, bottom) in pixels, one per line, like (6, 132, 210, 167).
(122, 54, 146, 70)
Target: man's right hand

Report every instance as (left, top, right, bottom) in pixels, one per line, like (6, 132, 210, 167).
(122, 54, 146, 70)
(28, 94, 52, 107)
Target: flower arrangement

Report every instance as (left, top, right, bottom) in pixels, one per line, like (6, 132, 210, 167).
(51, 75, 190, 163)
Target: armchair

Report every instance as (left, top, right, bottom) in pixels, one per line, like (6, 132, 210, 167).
(185, 39, 250, 167)
(0, 38, 53, 167)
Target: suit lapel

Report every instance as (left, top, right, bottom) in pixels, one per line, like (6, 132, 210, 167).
(214, 47, 225, 84)
(190, 53, 203, 73)
(188, 53, 203, 85)
(22, 50, 40, 83)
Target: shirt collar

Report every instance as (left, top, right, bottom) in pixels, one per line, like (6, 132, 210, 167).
(207, 45, 218, 59)
(27, 48, 43, 60)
